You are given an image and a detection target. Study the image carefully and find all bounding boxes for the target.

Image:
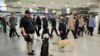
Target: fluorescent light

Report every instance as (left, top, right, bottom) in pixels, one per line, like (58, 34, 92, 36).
(87, 2, 91, 5)
(50, 2, 54, 4)
(45, 8, 48, 13)
(66, 8, 70, 13)
(33, 4, 37, 6)
(52, 10, 56, 13)
(29, 8, 33, 12)
(17, 2, 22, 5)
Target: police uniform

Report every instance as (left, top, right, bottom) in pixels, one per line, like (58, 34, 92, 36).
(20, 10, 34, 55)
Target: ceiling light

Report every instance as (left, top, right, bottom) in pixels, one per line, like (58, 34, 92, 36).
(17, 2, 22, 5)
(29, 8, 33, 12)
(52, 10, 56, 13)
(33, 4, 37, 6)
(87, 2, 91, 5)
(50, 2, 54, 4)
(45, 8, 48, 13)
(66, 8, 70, 13)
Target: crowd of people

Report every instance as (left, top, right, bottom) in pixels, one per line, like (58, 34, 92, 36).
(0, 10, 98, 55)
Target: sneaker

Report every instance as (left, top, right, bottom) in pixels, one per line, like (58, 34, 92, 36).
(32, 50, 34, 52)
(28, 52, 34, 55)
(18, 35, 20, 37)
(75, 37, 78, 39)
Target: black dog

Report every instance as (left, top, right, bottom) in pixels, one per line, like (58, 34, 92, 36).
(40, 37, 49, 56)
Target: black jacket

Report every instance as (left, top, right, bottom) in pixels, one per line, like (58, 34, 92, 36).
(42, 17, 48, 29)
(98, 20, 100, 34)
(0, 17, 6, 26)
(51, 18, 56, 27)
(58, 19, 66, 31)
(36, 17, 42, 25)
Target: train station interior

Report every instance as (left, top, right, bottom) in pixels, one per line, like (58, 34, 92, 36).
(0, 0, 100, 56)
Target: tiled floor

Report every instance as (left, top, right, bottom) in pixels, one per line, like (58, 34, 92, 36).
(0, 24, 100, 56)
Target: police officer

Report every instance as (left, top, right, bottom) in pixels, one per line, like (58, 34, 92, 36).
(20, 10, 35, 55)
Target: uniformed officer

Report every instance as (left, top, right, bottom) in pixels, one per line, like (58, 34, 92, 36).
(20, 10, 35, 55)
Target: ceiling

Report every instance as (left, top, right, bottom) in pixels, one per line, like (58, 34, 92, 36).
(4, 0, 100, 9)
(0, 0, 5, 5)
(5, 0, 19, 3)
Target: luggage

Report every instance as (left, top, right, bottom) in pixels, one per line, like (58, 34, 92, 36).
(40, 38, 49, 56)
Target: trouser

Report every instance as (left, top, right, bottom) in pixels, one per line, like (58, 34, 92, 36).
(89, 27, 94, 35)
(35, 28, 39, 36)
(74, 28, 78, 37)
(98, 24, 100, 34)
(66, 29, 77, 39)
(3, 25, 6, 33)
(37, 26, 41, 35)
(51, 27, 59, 36)
(28, 34, 34, 53)
(78, 26, 84, 36)
(23, 34, 34, 53)
(85, 26, 90, 34)
(41, 28, 51, 39)
(27, 42, 33, 53)
(9, 28, 19, 37)
(60, 30, 66, 40)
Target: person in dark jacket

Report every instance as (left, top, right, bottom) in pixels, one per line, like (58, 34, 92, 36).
(74, 16, 79, 37)
(84, 16, 90, 34)
(8, 12, 20, 38)
(36, 16, 42, 36)
(0, 17, 7, 33)
(41, 15, 52, 39)
(98, 20, 100, 34)
(58, 16, 66, 40)
(20, 10, 35, 55)
(51, 16, 59, 37)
